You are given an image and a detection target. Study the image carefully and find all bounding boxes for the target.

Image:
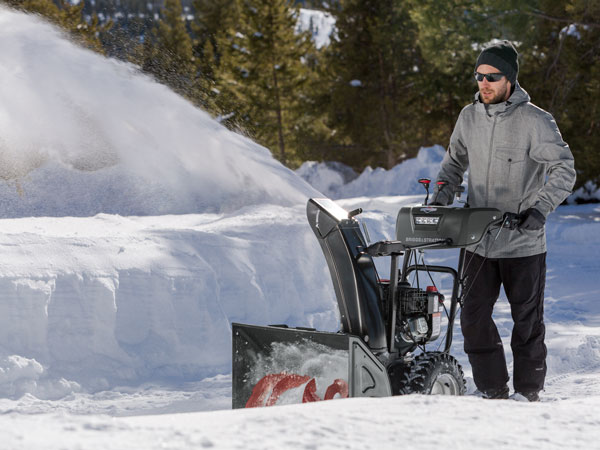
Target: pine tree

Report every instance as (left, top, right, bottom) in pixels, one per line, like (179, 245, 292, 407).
(142, 0, 196, 98)
(217, 0, 316, 166)
(405, 0, 515, 147)
(516, 0, 600, 189)
(190, 0, 240, 113)
(320, 0, 423, 169)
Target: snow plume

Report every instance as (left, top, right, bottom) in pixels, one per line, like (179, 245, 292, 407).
(245, 340, 348, 403)
(0, 7, 318, 217)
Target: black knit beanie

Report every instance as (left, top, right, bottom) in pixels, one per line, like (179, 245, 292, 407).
(475, 40, 519, 85)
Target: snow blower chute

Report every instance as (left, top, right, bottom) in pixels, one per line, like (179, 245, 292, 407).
(233, 184, 515, 408)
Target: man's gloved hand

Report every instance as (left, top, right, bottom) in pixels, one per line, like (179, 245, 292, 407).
(518, 208, 546, 230)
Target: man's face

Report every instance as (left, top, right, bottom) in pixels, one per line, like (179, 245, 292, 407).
(475, 64, 512, 104)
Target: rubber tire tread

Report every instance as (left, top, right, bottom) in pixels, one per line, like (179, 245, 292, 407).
(398, 352, 466, 395)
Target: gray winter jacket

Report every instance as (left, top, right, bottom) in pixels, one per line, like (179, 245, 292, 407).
(431, 83, 576, 258)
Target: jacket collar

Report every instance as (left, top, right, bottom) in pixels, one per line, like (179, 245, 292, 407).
(473, 82, 530, 116)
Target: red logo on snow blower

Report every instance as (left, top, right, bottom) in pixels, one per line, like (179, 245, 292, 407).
(245, 373, 349, 408)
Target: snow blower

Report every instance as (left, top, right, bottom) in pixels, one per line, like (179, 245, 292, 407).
(232, 181, 517, 408)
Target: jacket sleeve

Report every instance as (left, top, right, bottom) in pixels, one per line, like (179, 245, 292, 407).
(431, 112, 470, 205)
(529, 113, 576, 217)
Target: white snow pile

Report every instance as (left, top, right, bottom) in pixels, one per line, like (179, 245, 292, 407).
(294, 160, 358, 198)
(296, 8, 336, 49)
(0, 6, 318, 217)
(296, 145, 446, 199)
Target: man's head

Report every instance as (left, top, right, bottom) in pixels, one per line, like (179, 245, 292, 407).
(474, 40, 519, 104)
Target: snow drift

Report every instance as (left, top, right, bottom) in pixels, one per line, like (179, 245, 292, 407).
(0, 6, 318, 217)
(296, 145, 446, 199)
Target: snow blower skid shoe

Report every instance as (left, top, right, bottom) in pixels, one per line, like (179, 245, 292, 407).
(232, 196, 507, 408)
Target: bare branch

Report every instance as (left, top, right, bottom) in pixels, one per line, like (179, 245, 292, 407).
(523, 8, 600, 29)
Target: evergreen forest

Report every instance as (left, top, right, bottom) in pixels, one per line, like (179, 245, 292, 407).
(3, 0, 599, 190)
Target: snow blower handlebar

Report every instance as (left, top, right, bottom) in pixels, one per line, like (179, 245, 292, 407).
(500, 212, 521, 230)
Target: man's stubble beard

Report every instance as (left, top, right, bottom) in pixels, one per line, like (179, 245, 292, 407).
(480, 84, 510, 104)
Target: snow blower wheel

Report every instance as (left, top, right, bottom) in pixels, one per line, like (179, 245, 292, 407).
(390, 352, 466, 395)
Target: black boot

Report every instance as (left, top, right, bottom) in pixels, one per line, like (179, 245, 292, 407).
(474, 385, 510, 399)
(510, 391, 540, 402)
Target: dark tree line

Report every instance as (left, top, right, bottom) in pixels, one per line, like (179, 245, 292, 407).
(3, 0, 599, 189)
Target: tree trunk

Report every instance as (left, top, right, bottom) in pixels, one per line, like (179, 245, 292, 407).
(272, 65, 286, 165)
(378, 49, 394, 169)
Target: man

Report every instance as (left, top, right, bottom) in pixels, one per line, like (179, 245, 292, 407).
(430, 40, 576, 401)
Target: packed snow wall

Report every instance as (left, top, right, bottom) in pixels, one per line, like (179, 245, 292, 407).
(0, 210, 340, 398)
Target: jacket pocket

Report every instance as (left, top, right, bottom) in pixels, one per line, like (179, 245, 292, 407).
(494, 147, 527, 199)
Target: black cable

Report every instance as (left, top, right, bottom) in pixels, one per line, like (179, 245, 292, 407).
(435, 302, 451, 352)
(402, 319, 426, 354)
(460, 225, 507, 303)
(419, 251, 437, 288)
(414, 251, 420, 290)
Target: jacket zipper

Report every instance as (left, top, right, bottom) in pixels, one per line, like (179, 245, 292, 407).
(484, 115, 498, 257)
(485, 115, 498, 207)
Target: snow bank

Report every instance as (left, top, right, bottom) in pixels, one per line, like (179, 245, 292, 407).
(568, 181, 600, 204)
(295, 161, 358, 198)
(0, 207, 339, 397)
(296, 146, 447, 199)
(0, 7, 318, 217)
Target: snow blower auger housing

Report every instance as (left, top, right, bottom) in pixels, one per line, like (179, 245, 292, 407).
(232, 195, 505, 409)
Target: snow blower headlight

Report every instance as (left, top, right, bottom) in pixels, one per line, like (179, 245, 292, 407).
(414, 216, 440, 226)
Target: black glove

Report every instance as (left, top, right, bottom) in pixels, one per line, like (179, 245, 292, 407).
(518, 208, 546, 230)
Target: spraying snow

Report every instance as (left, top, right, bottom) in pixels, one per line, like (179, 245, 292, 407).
(245, 340, 349, 404)
(0, 6, 318, 217)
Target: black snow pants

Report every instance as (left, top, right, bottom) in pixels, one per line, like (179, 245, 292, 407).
(460, 251, 547, 394)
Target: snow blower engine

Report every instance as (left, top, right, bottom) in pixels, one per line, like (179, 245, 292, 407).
(232, 180, 516, 408)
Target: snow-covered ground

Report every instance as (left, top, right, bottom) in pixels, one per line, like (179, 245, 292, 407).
(0, 7, 599, 450)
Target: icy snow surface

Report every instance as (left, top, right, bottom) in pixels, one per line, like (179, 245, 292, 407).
(0, 7, 599, 450)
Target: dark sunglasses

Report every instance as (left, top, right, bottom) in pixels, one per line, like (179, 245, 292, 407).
(474, 72, 505, 82)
